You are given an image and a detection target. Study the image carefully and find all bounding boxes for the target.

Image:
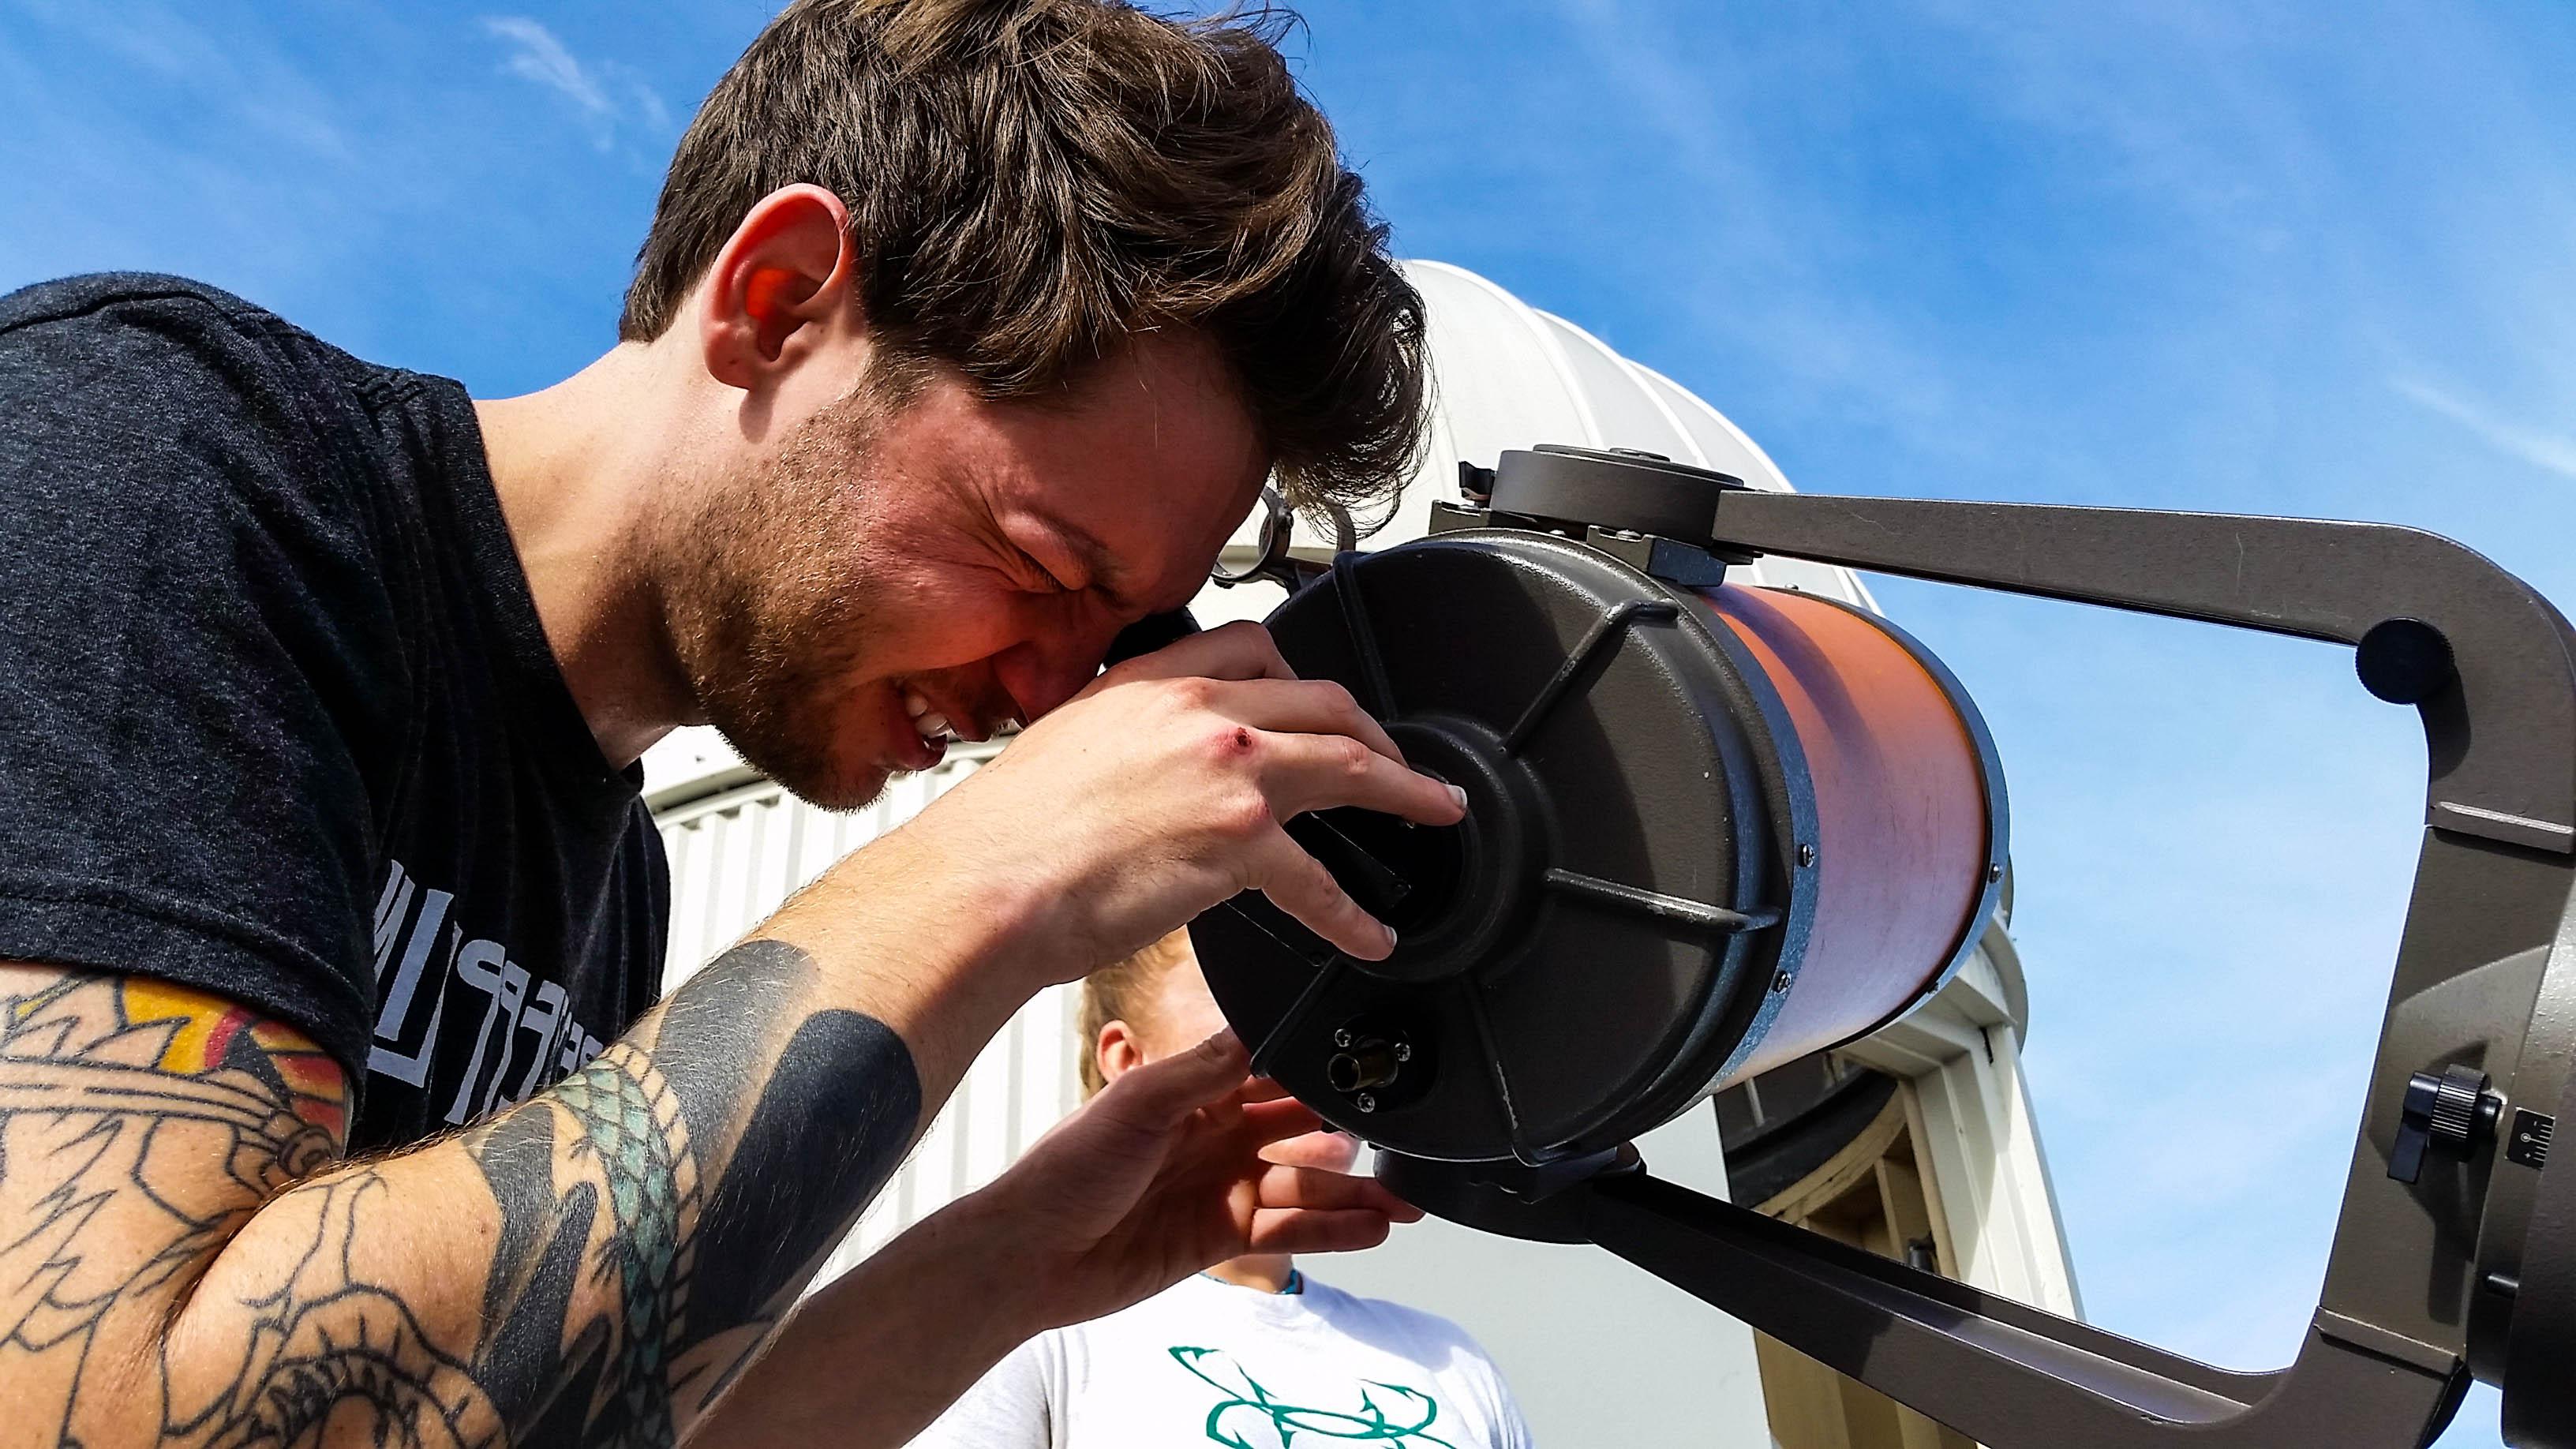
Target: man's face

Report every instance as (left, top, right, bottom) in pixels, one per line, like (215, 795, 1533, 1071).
(665, 329, 1266, 808)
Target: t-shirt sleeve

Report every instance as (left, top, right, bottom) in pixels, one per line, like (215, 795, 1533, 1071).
(1475, 1349, 1537, 1449)
(1392, 1304, 1536, 1449)
(0, 279, 407, 1078)
(904, 1330, 1061, 1449)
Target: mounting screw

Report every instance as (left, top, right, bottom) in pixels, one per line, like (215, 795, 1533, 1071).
(1393, 1043, 1413, 1062)
(2510, 1109, 2555, 1170)
(1354, 1092, 1379, 1113)
(1989, 862, 2005, 882)
(1331, 1028, 1354, 1049)
(1770, 968, 1794, 994)
(1796, 843, 1817, 867)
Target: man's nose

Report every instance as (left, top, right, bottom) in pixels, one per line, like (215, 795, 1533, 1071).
(994, 616, 1129, 723)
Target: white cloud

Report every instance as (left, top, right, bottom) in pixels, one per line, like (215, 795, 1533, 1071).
(2391, 376, 2576, 481)
(481, 15, 668, 152)
(485, 17, 610, 118)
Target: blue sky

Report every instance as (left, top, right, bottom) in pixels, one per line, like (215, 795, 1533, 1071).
(5, 1, 2570, 1442)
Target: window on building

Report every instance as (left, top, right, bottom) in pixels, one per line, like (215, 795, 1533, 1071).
(1717, 1054, 1975, 1449)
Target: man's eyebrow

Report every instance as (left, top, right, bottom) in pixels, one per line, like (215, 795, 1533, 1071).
(1039, 518, 1139, 612)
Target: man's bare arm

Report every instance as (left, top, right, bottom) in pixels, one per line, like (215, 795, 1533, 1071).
(2, 924, 933, 1448)
(0, 630, 1461, 1448)
(701, 1033, 1421, 1449)
(1, 783, 1033, 1447)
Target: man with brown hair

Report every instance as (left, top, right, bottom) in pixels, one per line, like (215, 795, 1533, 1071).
(913, 930, 1533, 1448)
(0, 2, 1457, 1447)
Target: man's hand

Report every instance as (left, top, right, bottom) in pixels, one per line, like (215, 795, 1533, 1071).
(699, 1030, 1421, 1449)
(964, 1028, 1419, 1333)
(686, 623, 1451, 1447)
(890, 621, 1467, 987)
(756, 620, 1461, 1155)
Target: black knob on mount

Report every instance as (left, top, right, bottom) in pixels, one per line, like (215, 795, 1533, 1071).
(2390, 1062, 2503, 1184)
(2355, 617, 2455, 705)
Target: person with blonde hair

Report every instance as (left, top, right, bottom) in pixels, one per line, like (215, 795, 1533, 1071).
(913, 929, 1535, 1448)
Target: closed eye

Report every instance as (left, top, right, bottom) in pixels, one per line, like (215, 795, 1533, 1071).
(1014, 547, 1073, 594)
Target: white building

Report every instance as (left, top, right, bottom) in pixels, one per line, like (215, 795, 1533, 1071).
(641, 260, 2077, 1449)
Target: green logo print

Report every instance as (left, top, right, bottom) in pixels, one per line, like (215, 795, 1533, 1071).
(1169, 1346, 1461, 1449)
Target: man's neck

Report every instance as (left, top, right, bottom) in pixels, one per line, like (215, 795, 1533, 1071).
(474, 344, 702, 769)
(1202, 1253, 1297, 1294)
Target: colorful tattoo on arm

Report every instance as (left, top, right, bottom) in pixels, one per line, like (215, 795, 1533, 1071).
(118, 977, 350, 1140)
(0, 970, 350, 1443)
(0, 939, 923, 1449)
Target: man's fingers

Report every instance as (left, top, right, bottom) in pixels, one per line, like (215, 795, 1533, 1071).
(1104, 620, 1294, 686)
(1252, 1163, 1420, 1217)
(1236, 1075, 1297, 1106)
(1095, 1028, 1252, 1132)
(1258, 1128, 1361, 1173)
(1252, 731, 1466, 826)
(1236, 1095, 1327, 1148)
(1247, 1207, 1398, 1257)
(1200, 678, 1406, 764)
(1249, 829, 1398, 960)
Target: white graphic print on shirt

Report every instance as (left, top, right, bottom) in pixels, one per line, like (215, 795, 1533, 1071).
(907, 1273, 1534, 1449)
(1169, 1345, 1458, 1448)
(365, 857, 607, 1121)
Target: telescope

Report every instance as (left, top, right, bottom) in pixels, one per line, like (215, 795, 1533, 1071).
(1174, 444, 2576, 1447)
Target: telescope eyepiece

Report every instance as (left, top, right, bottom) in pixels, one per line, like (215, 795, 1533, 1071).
(1326, 1038, 1403, 1095)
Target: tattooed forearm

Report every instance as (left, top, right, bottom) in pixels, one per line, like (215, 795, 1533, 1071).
(0, 971, 363, 1444)
(456, 942, 919, 1444)
(0, 940, 923, 1449)
(468, 1107, 605, 1434)
(665, 978, 923, 1361)
(167, 1170, 498, 1448)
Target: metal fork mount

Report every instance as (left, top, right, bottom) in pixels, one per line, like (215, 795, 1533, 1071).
(1395, 447, 2576, 1447)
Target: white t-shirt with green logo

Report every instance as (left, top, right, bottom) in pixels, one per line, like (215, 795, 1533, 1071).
(908, 1272, 1535, 1449)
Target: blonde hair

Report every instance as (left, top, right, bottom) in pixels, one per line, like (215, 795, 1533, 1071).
(1076, 928, 1198, 1097)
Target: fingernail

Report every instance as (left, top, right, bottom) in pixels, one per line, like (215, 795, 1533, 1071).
(1383, 923, 1399, 950)
(1446, 784, 1468, 811)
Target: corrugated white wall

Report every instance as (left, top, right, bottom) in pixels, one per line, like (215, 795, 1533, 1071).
(650, 741, 1084, 1289)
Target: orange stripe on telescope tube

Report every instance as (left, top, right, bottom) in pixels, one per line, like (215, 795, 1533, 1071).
(1694, 585, 1993, 1084)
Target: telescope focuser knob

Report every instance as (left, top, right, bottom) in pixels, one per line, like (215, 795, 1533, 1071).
(2389, 1062, 2503, 1184)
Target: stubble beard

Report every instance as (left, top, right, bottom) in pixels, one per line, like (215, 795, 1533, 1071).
(662, 384, 903, 811)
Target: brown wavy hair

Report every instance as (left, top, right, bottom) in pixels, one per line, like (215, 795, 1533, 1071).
(621, 0, 1428, 525)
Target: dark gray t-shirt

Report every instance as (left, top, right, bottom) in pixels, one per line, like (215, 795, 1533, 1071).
(0, 272, 668, 1151)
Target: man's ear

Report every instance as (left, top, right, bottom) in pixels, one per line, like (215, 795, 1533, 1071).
(1097, 1020, 1151, 1085)
(697, 183, 859, 392)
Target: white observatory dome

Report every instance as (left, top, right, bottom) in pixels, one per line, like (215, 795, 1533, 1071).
(1186, 260, 1866, 631)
